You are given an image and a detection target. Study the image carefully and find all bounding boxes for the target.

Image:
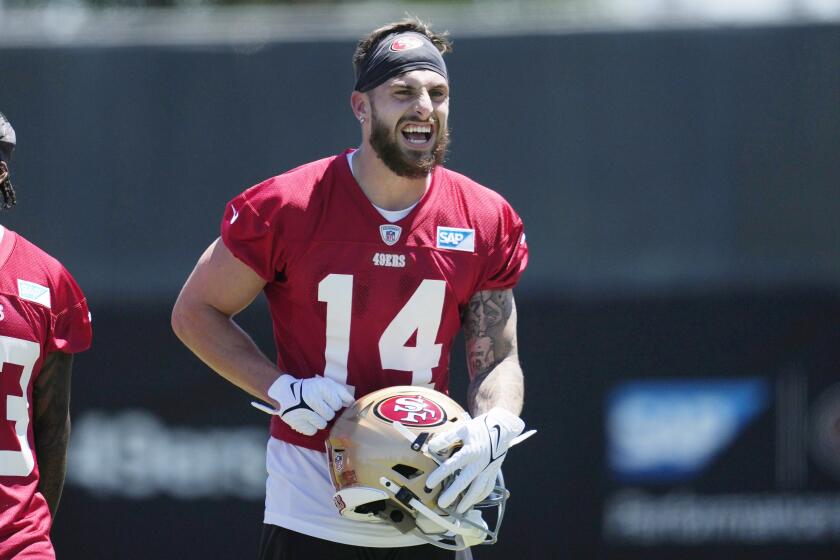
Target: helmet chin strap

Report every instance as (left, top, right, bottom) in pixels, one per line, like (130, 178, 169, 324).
(379, 476, 495, 551)
(412, 528, 473, 551)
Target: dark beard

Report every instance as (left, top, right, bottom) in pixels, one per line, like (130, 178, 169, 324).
(369, 108, 450, 179)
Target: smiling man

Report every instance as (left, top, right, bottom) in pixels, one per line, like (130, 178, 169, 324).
(172, 18, 529, 560)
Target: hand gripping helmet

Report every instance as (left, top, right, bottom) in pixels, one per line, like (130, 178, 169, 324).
(326, 386, 510, 551)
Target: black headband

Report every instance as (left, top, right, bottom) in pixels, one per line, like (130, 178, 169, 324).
(354, 32, 448, 92)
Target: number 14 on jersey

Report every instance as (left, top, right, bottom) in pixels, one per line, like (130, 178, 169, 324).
(318, 274, 446, 393)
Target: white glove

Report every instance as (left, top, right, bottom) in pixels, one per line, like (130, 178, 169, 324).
(254, 374, 354, 436)
(425, 407, 525, 514)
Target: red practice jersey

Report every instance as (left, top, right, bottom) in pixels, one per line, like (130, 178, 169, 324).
(0, 228, 92, 559)
(222, 150, 527, 451)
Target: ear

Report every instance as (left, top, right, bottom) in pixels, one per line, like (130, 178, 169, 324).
(350, 91, 369, 123)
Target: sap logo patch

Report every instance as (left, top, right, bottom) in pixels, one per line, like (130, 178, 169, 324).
(17, 280, 51, 308)
(606, 378, 768, 483)
(436, 226, 475, 252)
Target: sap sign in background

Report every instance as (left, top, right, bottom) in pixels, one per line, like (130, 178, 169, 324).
(607, 379, 769, 483)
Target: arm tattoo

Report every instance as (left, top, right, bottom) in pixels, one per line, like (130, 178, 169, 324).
(463, 290, 514, 377)
(33, 351, 73, 518)
(463, 290, 523, 415)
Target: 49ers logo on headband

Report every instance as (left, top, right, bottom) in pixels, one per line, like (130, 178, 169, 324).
(375, 394, 448, 427)
(390, 35, 424, 52)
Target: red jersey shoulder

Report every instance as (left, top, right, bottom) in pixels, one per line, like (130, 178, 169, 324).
(235, 154, 339, 221)
(0, 230, 92, 353)
(2, 232, 75, 302)
(221, 154, 348, 281)
(435, 167, 525, 255)
(438, 167, 510, 208)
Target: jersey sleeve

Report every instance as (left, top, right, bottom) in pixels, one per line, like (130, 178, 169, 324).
(48, 266, 92, 354)
(477, 204, 529, 292)
(220, 178, 283, 282)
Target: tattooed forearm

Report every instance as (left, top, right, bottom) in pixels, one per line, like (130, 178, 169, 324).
(463, 289, 515, 377)
(463, 289, 523, 415)
(33, 352, 74, 518)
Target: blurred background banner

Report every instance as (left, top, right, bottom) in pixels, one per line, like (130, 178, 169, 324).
(1, 1, 839, 558)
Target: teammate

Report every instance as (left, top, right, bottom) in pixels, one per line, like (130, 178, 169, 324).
(0, 111, 93, 558)
(172, 18, 528, 559)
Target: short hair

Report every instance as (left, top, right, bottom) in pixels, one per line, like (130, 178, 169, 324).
(353, 17, 453, 81)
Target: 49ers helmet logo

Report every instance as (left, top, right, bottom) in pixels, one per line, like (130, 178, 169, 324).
(390, 35, 424, 52)
(374, 394, 447, 427)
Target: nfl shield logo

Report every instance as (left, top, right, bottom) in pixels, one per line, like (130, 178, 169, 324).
(379, 224, 402, 246)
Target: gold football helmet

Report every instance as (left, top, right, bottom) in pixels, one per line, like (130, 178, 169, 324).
(325, 386, 510, 550)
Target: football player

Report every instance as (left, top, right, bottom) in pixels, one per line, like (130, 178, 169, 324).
(0, 111, 93, 558)
(172, 18, 528, 560)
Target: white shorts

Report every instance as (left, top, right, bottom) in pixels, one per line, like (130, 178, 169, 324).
(263, 437, 428, 548)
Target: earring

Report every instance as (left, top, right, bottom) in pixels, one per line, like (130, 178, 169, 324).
(359, 115, 365, 123)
